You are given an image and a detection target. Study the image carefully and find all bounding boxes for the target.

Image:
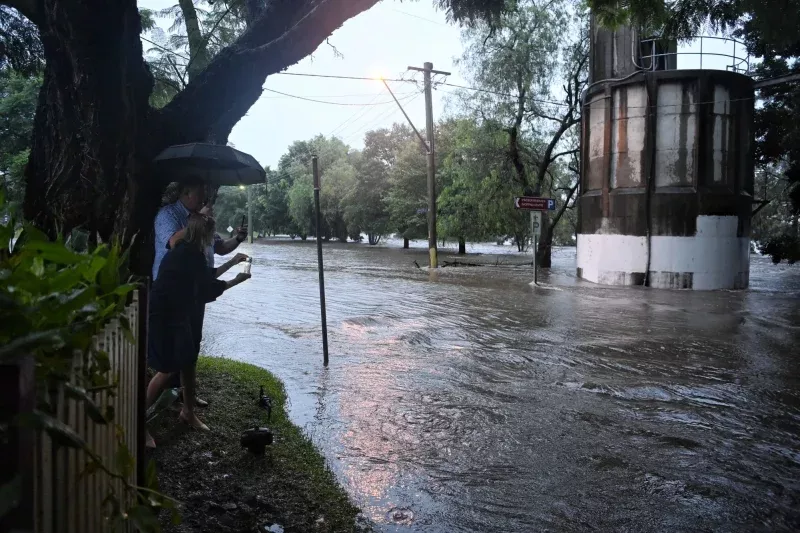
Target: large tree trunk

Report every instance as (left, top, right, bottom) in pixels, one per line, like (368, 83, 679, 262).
(403, 237, 409, 249)
(458, 237, 466, 254)
(23, 0, 154, 250)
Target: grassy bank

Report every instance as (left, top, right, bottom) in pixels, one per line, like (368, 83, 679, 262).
(148, 356, 362, 533)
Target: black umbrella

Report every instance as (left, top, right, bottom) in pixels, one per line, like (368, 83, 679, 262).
(153, 143, 266, 186)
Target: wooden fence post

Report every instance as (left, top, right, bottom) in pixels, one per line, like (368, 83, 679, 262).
(0, 356, 36, 532)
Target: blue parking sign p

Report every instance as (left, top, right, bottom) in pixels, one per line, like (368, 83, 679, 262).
(547, 199, 555, 210)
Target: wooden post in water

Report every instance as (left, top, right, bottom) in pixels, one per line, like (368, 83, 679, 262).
(312, 156, 329, 366)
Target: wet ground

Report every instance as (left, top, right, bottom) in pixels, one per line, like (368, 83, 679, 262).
(202, 239, 800, 532)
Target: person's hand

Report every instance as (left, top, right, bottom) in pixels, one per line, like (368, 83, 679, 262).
(199, 205, 213, 216)
(234, 272, 251, 283)
(232, 253, 249, 264)
(235, 225, 248, 242)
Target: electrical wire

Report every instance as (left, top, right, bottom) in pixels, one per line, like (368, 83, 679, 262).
(141, 36, 191, 61)
(137, 44, 776, 113)
(262, 87, 410, 106)
(260, 91, 416, 99)
(336, 90, 423, 141)
(328, 90, 388, 137)
(276, 72, 408, 83)
(327, 73, 414, 137)
(390, 8, 448, 26)
(341, 90, 425, 145)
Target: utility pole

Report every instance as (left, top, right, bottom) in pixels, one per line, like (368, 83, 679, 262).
(247, 185, 253, 243)
(407, 62, 450, 269)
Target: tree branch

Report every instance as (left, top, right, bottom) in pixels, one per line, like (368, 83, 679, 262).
(506, 69, 528, 188)
(549, 148, 579, 164)
(159, 0, 379, 146)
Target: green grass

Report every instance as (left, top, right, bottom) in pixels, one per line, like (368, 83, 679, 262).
(148, 356, 363, 533)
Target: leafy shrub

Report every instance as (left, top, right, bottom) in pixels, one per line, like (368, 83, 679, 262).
(0, 191, 175, 531)
(759, 234, 800, 264)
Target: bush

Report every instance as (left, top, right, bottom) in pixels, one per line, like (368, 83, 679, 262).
(0, 191, 174, 531)
(759, 234, 800, 264)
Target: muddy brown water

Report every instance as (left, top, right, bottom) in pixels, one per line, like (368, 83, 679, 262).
(202, 240, 800, 532)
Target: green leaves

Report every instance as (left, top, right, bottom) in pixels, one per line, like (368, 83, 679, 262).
(22, 238, 84, 265)
(64, 383, 108, 425)
(127, 505, 161, 531)
(0, 191, 166, 530)
(17, 410, 86, 449)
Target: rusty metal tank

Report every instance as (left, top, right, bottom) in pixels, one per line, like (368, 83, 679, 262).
(576, 21, 755, 290)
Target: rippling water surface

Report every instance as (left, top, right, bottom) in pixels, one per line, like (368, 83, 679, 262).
(202, 239, 800, 532)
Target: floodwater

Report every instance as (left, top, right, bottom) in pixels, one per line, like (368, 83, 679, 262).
(202, 239, 800, 532)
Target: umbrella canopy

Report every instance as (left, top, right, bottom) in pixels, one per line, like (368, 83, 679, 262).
(153, 143, 266, 186)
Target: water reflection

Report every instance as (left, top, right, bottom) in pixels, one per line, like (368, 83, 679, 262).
(203, 240, 800, 532)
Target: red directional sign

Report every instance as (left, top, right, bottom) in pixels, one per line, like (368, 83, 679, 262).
(514, 196, 556, 211)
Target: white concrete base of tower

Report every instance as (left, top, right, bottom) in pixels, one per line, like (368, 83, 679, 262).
(576, 215, 750, 290)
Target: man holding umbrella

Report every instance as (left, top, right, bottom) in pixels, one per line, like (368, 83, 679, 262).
(152, 181, 248, 407)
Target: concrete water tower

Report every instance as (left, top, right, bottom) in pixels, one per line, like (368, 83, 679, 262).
(576, 18, 755, 289)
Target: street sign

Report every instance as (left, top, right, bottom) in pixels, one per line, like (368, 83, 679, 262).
(514, 196, 556, 211)
(226, 225, 234, 233)
(416, 207, 428, 215)
(531, 211, 542, 237)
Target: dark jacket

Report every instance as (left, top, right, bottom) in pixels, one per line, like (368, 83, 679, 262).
(147, 240, 226, 373)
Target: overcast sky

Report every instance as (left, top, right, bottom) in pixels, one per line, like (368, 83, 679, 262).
(139, 0, 468, 169)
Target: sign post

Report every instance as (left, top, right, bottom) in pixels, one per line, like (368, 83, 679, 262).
(514, 196, 553, 286)
(312, 156, 329, 366)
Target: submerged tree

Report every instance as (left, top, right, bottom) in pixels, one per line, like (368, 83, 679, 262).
(456, 0, 588, 265)
(0, 0, 506, 274)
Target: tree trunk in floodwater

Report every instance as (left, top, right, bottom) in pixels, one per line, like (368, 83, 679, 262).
(536, 212, 552, 268)
(368, 233, 381, 245)
(515, 234, 525, 252)
(458, 237, 466, 255)
(403, 237, 409, 249)
(537, 182, 578, 269)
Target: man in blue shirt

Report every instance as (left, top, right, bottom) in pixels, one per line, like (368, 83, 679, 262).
(152, 182, 248, 405)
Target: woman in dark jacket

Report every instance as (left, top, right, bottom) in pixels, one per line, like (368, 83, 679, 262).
(145, 213, 250, 446)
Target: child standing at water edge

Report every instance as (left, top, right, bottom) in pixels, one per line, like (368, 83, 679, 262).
(145, 213, 250, 447)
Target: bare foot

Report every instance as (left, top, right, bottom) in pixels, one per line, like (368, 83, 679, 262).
(145, 430, 156, 449)
(179, 411, 210, 431)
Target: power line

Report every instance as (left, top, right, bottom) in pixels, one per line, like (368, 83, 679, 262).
(135, 46, 774, 114)
(391, 8, 448, 26)
(262, 87, 411, 106)
(141, 36, 190, 61)
(435, 81, 571, 107)
(276, 72, 409, 83)
(342, 91, 425, 145)
(336, 90, 423, 140)
(261, 91, 417, 99)
(328, 90, 388, 137)
(327, 74, 416, 137)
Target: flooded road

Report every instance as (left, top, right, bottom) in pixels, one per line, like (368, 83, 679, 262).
(202, 240, 800, 532)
